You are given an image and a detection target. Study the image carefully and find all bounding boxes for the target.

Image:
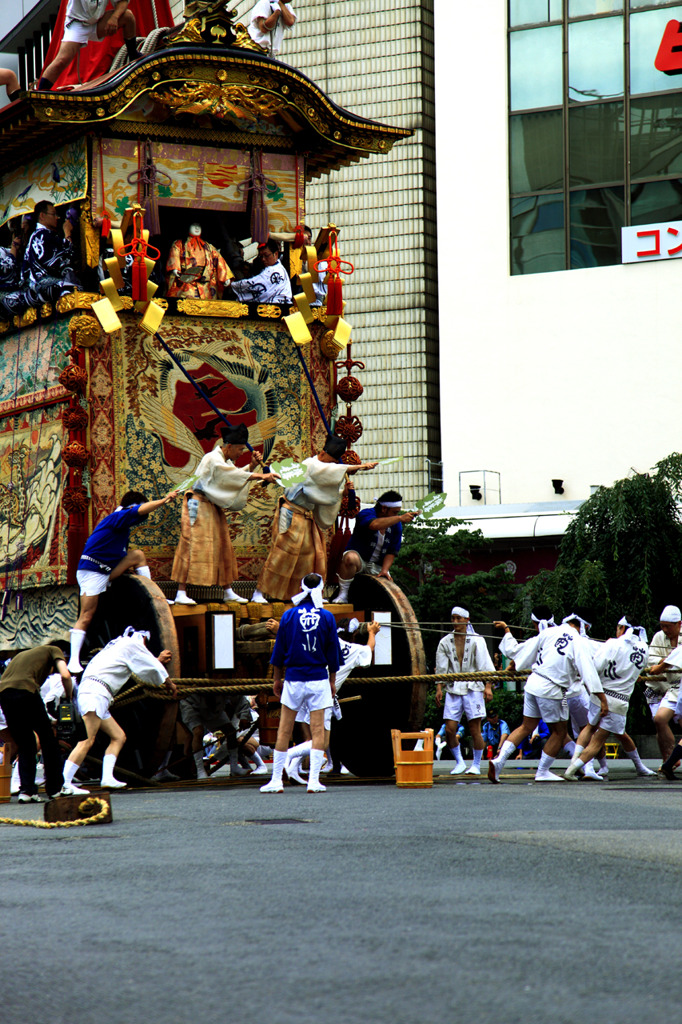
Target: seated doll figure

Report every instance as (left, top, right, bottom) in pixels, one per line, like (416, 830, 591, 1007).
(166, 223, 229, 300)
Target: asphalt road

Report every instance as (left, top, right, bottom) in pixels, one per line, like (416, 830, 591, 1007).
(3, 763, 682, 1024)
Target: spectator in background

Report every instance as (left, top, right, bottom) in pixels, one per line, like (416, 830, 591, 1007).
(22, 201, 80, 307)
(482, 709, 509, 757)
(515, 720, 550, 759)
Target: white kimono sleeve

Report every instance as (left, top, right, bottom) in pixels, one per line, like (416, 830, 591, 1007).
(126, 642, 169, 687)
(196, 450, 252, 511)
(571, 634, 602, 695)
(510, 631, 544, 673)
(300, 457, 348, 529)
(472, 636, 495, 674)
(499, 631, 522, 660)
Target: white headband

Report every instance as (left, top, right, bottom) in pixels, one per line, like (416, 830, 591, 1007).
(618, 616, 648, 643)
(451, 606, 469, 618)
(378, 500, 402, 508)
(531, 613, 555, 631)
(660, 605, 681, 623)
(292, 576, 324, 609)
(562, 612, 591, 636)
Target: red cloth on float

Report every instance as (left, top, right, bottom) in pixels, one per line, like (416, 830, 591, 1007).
(40, 0, 175, 89)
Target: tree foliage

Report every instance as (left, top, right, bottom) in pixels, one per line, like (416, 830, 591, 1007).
(520, 453, 682, 639)
(391, 517, 516, 668)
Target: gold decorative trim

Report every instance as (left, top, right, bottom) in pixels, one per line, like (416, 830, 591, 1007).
(176, 299, 250, 317)
(257, 304, 282, 318)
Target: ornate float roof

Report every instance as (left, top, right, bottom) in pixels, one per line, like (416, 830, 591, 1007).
(0, 5, 411, 180)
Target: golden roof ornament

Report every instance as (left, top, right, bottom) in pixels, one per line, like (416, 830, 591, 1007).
(168, 0, 267, 52)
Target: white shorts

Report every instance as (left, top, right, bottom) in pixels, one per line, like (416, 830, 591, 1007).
(77, 680, 112, 720)
(588, 701, 626, 736)
(282, 678, 332, 716)
(443, 690, 486, 723)
(658, 695, 679, 714)
(76, 569, 111, 597)
(523, 692, 568, 723)
(648, 701, 661, 718)
(567, 691, 589, 732)
(63, 21, 101, 46)
(296, 705, 333, 730)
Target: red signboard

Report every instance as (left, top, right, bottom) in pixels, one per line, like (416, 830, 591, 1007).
(655, 20, 682, 75)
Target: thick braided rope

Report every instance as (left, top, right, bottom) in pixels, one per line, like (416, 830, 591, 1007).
(113, 669, 665, 707)
(0, 797, 110, 829)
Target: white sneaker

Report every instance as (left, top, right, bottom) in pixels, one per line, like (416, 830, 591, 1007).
(307, 780, 326, 793)
(488, 759, 501, 784)
(60, 781, 90, 796)
(174, 592, 197, 605)
(251, 764, 268, 775)
(260, 778, 284, 793)
(534, 770, 565, 782)
(17, 792, 42, 803)
(564, 763, 580, 780)
(636, 765, 656, 776)
(35, 764, 45, 786)
(101, 777, 126, 789)
(285, 761, 306, 785)
(465, 764, 481, 776)
(450, 762, 467, 775)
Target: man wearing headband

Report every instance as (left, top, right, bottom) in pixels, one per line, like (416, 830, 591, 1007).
(285, 620, 381, 783)
(494, 605, 556, 663)
(565, 617, 654, 780)
(69, 488, 181, 674)
(261, 574, 341, 793)
(253, 435, 377, 604)
(333, 490, 420, 604)
(435, 607, 495, 776)
(646, 605, 682, 762)
(171, 423, 279, 606)
(62, 628, 177, 792)
(489, 609, 601, 783)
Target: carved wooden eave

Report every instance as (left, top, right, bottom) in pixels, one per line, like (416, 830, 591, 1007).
(0, 47, 412, 180)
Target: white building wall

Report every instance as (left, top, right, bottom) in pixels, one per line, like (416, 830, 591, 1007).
(436, 0, 682, 507)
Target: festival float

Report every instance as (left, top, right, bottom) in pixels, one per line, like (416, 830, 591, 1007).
(0, 0, 427, 778)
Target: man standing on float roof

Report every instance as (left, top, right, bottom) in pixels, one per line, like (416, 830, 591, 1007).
(171, 423, 280, 606)
(38, 1, 143, 92)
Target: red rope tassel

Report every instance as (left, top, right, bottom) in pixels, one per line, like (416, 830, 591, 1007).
(326, 276, 343, 316)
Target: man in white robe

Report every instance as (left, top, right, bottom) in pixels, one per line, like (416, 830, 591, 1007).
(248, 0, 296, 57)
(435, 607, 495, 776)
(171, 423, 279, 605)
(648, 605, 682, 761)
(228, 239, 292, 305)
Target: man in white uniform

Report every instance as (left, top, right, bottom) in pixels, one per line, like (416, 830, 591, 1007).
(284, 619, 381, 782)
(435, 607, 495, 776)
(62, 627, 176, 791)
(565, 617, 654, 779)
(228, 239, 292, 305)
(248, 0, 296, 57)
(39, 1, 142, 91)
(648, 605, 682, 761)
(488, 611, 601, 783)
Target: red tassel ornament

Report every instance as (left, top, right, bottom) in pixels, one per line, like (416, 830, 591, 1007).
(314, 230, 354, 316)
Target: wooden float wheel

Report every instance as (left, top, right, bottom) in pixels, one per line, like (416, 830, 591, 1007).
(329, 573, 426, 778)
(82, 576, 180, 780)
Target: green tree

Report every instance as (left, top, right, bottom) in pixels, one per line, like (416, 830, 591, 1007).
(521, 453, 682, 640)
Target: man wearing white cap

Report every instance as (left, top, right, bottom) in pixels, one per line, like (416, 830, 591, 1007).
(261, 573, 341, 794)
(435, 607, 495, 776)
(565, 617, 654, 779)
(646, 605, 682, 761)
(488, 610, 601, 783)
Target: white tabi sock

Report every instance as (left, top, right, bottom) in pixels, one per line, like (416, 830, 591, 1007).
(571, 757, 585, 770)
(101, 753, 118, 784)
(574, 744, 584, 758)
(271, 749, 288, 785)
(135, 566, 151, 579)
(450, 745, 465, 766)
(538, 752, 555, 773)
(564, 739, 576, 756)
(496, 739, 516, 767)
(68, 629, 86, 673)
(598, 754, 608, 769)
(625, 749, 646, 771)
(63, 759, 79, 785)
(472, 748, 483, 767)
(250, 749, 264, 768)
(287, 740, 312, 766)
(336, 576, 352, 599)
(308, 747, 325, 787)
(193, 751, 208, 779)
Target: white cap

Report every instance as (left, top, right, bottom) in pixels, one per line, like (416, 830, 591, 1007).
(660, 605, 681, 623)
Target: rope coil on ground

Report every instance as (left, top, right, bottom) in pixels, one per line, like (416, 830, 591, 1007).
(0, 796, 110, 829)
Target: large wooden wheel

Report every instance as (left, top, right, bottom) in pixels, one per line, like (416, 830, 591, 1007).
(83, 576, 180, 780)
(330, 573, 426, 777)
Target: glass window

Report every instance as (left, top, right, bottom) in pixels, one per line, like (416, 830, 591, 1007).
(511, 194, 566, 274)
(570, 186, 624, 267)
(510, 0, 562, 25)
(510, 110, 564, 192)
(631, 7, 682, 95)
(569, 17, 624, 102)
(569, 0, 622, 15)
(631, 95, 682, 178)
(510, 25, 563, 110)
(630, 1, 682, 9)
(631, 179, 682, 225)
(569, 101, 624, 184)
